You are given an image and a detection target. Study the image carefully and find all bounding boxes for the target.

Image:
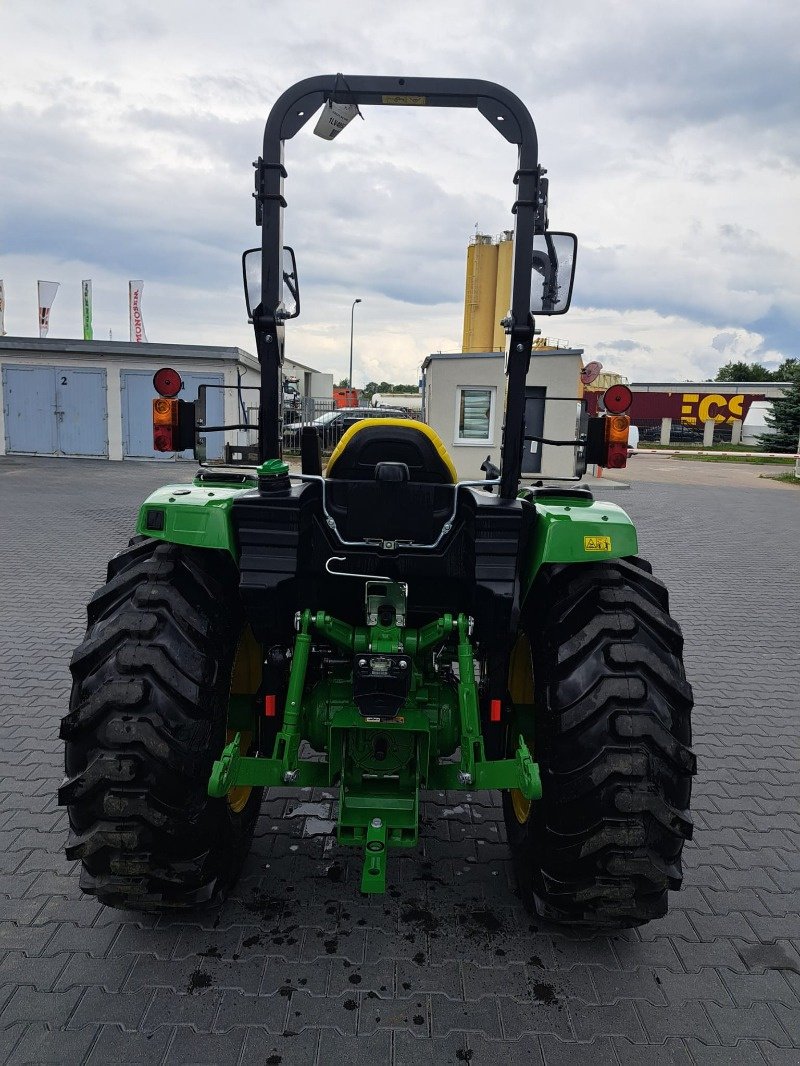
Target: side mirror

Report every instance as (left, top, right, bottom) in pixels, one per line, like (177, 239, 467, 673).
(281, 246, 300, 319)
(242, 246, 301, 322)
(530, 231, 577, 315)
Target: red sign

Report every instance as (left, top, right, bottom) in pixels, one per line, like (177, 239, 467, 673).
(586, 390, 765, 423)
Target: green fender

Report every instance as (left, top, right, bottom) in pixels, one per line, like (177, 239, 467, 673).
(135, 479, 638, 596)
(135, 477, 255, 558)
(520, 492, 639, 600)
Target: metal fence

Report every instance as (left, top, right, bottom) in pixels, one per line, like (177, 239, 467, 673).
(712, 421, 733, 444)
(281, 399, 420, 456)
(632, 417, 718, 446)
(631, 418, 663, 444)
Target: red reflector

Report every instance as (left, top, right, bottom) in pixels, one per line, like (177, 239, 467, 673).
(153, 426, 174, 452)
(264, 694, 276, 717)
(153, 367, 183, 398)
(603, 383, 633, 414)
(490, 699, 502, 723)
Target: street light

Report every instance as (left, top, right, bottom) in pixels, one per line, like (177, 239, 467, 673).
(348, 298, 362, 404)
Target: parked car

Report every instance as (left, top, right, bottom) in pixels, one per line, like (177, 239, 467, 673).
(283, 406, 410, 450)
(637, 421, 705, 444)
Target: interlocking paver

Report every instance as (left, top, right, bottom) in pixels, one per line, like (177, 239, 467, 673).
(684, 1040, 770, 1065)
(162, 1026, 247, 1064)
(5, 1024, 97, 1065)
(541, 1033, 618, 1065)
(612, 1035, 694, 1064)
(239, 1026, 320, 1064)
(85, 1024, 174, 1064)
(0, 455, 798, 1063)
(67, 987, 152, 1031)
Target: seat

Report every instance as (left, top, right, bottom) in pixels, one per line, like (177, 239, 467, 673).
(324, 420, 458, 546)
(326, 419, 457, 484)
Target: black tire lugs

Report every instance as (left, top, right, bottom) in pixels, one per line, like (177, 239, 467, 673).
(504, 556, 695, 928)
(59, 538, 262, 910)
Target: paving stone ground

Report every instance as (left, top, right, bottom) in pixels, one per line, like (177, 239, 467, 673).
(0, 454, 798, 1065)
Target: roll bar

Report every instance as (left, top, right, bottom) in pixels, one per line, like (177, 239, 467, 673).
(253, 75, 548, 499)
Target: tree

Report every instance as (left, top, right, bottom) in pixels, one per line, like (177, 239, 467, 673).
(758, 361, 800, 452)
(774, 358, 798, 380)
(336, 377, 350, 388)
(715, 358, 798, 383)
(715, 361, 775, 382)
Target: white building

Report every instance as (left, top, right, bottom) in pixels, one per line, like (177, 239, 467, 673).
(421, 346, 585, 481)
(0, 337, 332, 461)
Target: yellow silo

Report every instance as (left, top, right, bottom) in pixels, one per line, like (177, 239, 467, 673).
(492, 232, 513, 351)
(461, 235, 499, 353)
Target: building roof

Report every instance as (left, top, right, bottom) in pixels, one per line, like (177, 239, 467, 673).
(0, 336, 258, 367)
(422, 348, 584, 370)
(630, 381, 790, 394)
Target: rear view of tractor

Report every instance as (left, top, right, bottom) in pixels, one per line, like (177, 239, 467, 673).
(59, 76, 695, 926)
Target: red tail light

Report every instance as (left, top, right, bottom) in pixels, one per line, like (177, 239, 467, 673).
(604, 414, 630, 468)
(153, 398, 179, 452)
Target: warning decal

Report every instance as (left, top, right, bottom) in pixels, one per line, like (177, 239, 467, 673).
(584, 535, 612, 552)
(381, 94, 427, 105)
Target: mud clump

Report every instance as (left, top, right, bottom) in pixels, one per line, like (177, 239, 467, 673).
(470, 908, 502, 934)
(532, 981, 558, 1006)
(187, 969, 212, 994)
(401, 904, 439, 934)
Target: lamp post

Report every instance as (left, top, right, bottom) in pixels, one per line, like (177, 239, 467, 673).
(348, 298, 362, 405)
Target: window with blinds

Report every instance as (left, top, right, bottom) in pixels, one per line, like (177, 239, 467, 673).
(456, 387, 494, 444)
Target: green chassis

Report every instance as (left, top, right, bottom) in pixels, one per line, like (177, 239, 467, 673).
(135, 473, 638, 893)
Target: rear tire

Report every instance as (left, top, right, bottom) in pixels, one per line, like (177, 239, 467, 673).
(503, 557, 696, 927)
(59, 538, 263, 910)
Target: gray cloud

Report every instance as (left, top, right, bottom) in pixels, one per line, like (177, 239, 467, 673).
(596, 340, 652, 353)
(0, 0, 797, 382)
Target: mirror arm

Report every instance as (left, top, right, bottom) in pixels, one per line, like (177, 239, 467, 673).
(541, 232, 559, 312)
(500, 318, 534, 500)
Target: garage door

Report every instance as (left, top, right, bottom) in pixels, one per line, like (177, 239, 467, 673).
(121, 370, 224, 460)
(2, 365, 108, 456)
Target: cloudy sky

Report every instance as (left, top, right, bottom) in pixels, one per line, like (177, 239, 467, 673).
(1, 0, 797, 385)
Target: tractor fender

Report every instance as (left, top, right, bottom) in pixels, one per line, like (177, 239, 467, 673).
(135, 481, 250, 559)
(520, 495, 639, 600)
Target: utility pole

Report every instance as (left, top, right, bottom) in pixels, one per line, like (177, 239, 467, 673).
(348, 298, 362, 405)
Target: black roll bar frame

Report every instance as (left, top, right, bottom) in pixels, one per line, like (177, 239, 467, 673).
(253, 75, 546, 498)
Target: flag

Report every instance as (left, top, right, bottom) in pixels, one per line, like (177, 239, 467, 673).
(0, 280, 6, 337)
(38, 281, 60, 338)
(81, 280, 93, 341)
(129, 280, 147, 343)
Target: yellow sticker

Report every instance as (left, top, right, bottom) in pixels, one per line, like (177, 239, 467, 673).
(584, 535, 612, 552)
(381, 94, 427, 105)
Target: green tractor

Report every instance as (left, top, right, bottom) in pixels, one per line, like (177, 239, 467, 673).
(59, 76, 694, 926)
